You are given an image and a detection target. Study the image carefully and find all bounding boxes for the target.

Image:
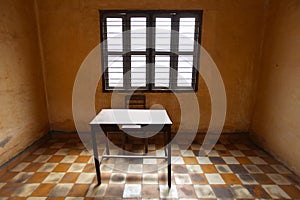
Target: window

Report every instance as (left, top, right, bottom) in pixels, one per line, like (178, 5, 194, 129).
(100, 11, 202, 92)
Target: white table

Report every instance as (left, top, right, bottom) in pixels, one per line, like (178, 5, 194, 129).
(90, 109, 173, 187)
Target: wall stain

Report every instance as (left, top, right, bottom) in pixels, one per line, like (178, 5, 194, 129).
(0, 136, 13, 148)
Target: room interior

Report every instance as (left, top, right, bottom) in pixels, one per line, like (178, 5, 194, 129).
(0, 0, 299, 198)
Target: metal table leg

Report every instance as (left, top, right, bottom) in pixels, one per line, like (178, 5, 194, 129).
(167, 126, 171, 188)
(91, 125, 101, 185)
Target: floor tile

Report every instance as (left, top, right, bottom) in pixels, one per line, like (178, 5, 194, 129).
(229, 150, 245, 157)
(0, 183, 5, 190)
(52, 163, 71, 172)
(221, 174, 241, 184)
(0, 183, 23, 196)
(280, 185, 300, 199)
(183, 157, 198, 164)
(196, 157, 212, 164)
(37, 163, 58, 172)
(33, 155, 52, 163)
(211, 184, 234, 199)
(259, 164, 277, 173)
(143, 174, 158, 184)
(126, 173, 142, 184)
(174, 174, 192, 184)
(75, 173, 95, 184)
(176, 184, 197, 198)
(23, 163, 44, 172)
(242, 150, 258, 156)
(244, 185, 271, 199)
(10, 162, 31, 172)
(100, 164, 114, 173)
(284, 174, 300, 184)
(82, 163, 95, 173)
(180, 150, 195, 157)
(109, 173, 126, 184)
(236, 157, 253, 164)
(128, 164, 143, 173)
(10, 183, 39, 197)
(222, 156, 239, 164)
(217, 150, 232, 156)
(189, 173, 208, 184)
(228, 164, 248, 174)
(33, 148, 46, 155)
(201, 164, 217, 173)
(231, 185, 253, 198)
(143, 158, 157, 165)
(209, 157, 225, 164)
(50, 143, 65, 149)
(68, 184, 89, 196)
(207, 150, 220, 157)
(67, 163, 86, 172)
(235, 144, 250, 150)
(59, 173, 79, 183)
(205, 174, 225, 184)
(267, 173, 292, 185)
(251, 174, 274, 184)
(262, 184, 291, 199)
(271, 164, 293, 174)
(0, 172, 18, 182)
(75, 156, 91, 163)
(31, 183, 56, 196)
(28, 196, 47, 200)
(60, 156, 78, 163)
(9, 172, 34, 183)
(215, 165, 232, 174)
(142, 184, 160, 198)
(170, 165, 187, 174)
(237, 174, 259, 185)
(48, 183, 73, 197)
(68, 149, 83, 155)
(263, 156, 280, 164)
(23, 155, 39, 162)
(186, 165, 202, 173)
(54, 149, 71, 156)
(194, 185, 216, 198)
(43, 173, 65, 183)
(104, 184, 124, 197)
(43, 148, 59, 155)
(171, 156, 185, 164)
(26, 172, 49, 183)
(248, 156, 267, 164)
(244, 164, 264, 173)
(123, 184, 141, 198)
(143, 164, 158, 172)
(85, 183, 107, 197)
(159, 184, 178, 199)
(214, 144, 226, 150)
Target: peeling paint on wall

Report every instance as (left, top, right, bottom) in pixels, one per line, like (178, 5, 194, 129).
(0, 136, 12, 148)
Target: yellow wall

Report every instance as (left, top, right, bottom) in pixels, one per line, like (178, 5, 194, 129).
(0, 0, 49, 165)
(250, 0, 300, 175)
(37, 0, 267, 132)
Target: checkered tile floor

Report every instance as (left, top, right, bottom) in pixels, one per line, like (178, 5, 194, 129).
(0, 135, 300, 199)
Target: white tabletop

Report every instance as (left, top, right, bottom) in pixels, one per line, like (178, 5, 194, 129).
(90, 109, 172, 125)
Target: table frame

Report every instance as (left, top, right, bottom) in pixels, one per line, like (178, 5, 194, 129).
(90, 122, 172, 188)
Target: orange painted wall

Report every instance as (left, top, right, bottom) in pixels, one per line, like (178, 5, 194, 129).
(37, 0, 267, 132)
(250, 0, 300, 175)
(0, 0, 49, 165)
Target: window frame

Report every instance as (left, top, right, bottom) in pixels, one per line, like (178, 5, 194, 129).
(100, 10, 203, 92)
